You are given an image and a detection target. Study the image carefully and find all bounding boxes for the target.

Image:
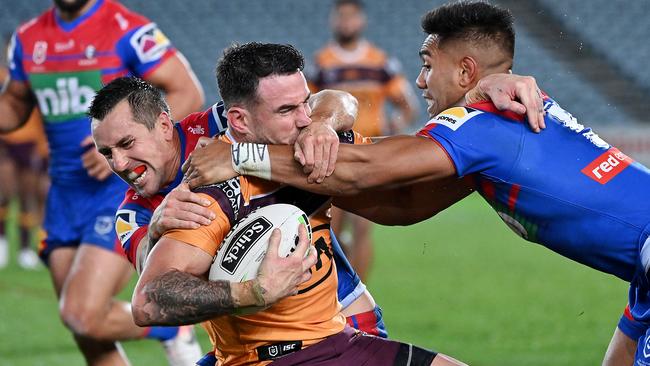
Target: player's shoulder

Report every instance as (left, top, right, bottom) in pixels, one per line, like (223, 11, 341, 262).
(102, 0, 151, 30)
(119, 187, 160, 212)
(364, 41, 389, 61)
(422, 106, 486, 132)
(15, 7, 53, 36)
(194, 178, 244, 225)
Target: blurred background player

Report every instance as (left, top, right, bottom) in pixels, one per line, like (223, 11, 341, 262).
(0, 37, 48, 269)
(0, 0, 204, 365)
(307, 0, 419, 281)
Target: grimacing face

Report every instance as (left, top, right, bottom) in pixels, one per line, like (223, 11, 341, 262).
(416, 34, 466, 118)
(92, 100, 175, 197)
(245, 71, 312, 145)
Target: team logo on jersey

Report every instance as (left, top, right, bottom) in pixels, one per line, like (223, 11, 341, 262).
(130, 23, 170, 64)
(644, 334, 650, 359)
(30, 70, 103, 122)
(33, 41, 47, 65)
(424, 107, 482, 131)
(84, 45, 96, 59)
(114, 12, 129, 31)
(94, 216, 114, 236)
(581, 147, 633, 184)
(115, 209, 140, 244)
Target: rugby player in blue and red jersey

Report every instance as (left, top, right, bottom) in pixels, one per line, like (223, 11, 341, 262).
(0, 0, 204, 364)
(182, 2, 650, 365)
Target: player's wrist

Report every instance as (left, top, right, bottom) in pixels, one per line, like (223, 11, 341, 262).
(232, 279, 267, 307)
(231, 142, 272, 180)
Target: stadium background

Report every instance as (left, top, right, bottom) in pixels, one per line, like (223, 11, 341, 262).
(0, 0, 648, 364)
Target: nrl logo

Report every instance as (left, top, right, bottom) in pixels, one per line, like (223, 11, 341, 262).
(33, 41, 47, 65)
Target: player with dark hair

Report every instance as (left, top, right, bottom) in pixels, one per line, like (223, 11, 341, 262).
(0, 0, 205, 364)
(90, 43, 487, 366)
(182, 1, 650, 364)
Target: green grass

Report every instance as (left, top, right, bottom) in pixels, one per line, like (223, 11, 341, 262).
(0, 194, 628, 365)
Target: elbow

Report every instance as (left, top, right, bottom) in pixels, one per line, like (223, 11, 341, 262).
(131, 291, 153, 326)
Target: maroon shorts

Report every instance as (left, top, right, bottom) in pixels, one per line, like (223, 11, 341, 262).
(0, 141, 47, 172)
(268, 326, 437, 366)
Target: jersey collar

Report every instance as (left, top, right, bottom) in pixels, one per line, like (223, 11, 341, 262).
(55, 0, 104, 33)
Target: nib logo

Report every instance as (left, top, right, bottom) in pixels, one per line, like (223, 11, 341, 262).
(581, 147, 633, 184)
(30, 71, 103, 122)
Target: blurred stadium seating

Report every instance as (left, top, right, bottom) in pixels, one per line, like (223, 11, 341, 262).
(1, 0, 648, 127)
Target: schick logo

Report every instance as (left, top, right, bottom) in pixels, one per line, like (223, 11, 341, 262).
(220, 218, 272, 274)
(30, 70, 103, 122)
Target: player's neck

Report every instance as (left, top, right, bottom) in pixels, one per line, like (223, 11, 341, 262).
(56, 0, 98, 22)
(337, 38, 362, 51)
(166, 131, 183, 186)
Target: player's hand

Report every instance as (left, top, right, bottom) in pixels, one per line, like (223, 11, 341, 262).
(80, 135, 113, 181)
(255, 225, 317, 305)
(148, 182, 216, 241)
(466, 73, 546, 133)
(294, 122, 339, 183)
(182, 138, 237, 189)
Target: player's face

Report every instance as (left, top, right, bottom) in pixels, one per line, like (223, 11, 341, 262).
(246, 71, 312, 145)
(416, 35, 466, 117)
(92, 101, 175, 197)
(331, 4, 366, 44)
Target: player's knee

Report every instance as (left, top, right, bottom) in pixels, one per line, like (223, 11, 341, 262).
(59, 298, 105, 338)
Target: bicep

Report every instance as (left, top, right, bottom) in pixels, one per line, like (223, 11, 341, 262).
(139, 237, 214, 285)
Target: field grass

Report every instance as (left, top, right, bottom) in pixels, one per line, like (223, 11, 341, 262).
(0, 194, 628, 365)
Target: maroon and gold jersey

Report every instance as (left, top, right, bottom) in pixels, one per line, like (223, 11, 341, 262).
(164, 131, 370, 366)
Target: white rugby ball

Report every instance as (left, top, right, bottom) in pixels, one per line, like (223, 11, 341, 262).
(209, 203, 312, 283)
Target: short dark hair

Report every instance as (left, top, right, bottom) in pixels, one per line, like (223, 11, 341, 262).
(216, 42, 304, 109)
(421, 1, 515, 57)
(88, 76, 170, 130)
(334, 0, 364, 10)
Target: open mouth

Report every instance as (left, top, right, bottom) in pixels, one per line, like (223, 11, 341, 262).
(127, 165, 148, 187)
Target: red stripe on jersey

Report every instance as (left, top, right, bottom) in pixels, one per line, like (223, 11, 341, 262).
(479, 178, 496, 202)
(126, 226, 147, 264)
(507, 184, 521, 212)
(624, 304, 634, 321)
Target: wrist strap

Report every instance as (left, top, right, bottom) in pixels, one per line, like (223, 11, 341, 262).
(231, 142, 272, 180)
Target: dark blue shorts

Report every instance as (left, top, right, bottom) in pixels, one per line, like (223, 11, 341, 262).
(39, 175, 128, 264)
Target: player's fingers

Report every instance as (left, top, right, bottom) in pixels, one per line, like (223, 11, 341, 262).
(326, 139, 339, 177)
(197, 136, 213, 148)
(312, 141, 325, 182)
(181, 154, 191, 174)
(293, 142, 306, 166)
(301, 141, 315, 170)
(80, 135, 94, 147)
(303, 244, 318, 270)
(176, 201, 215, 220)
(168, 208, 213, 226)
(160, 218, 201, 231)
(294, 224, 311, 256)
(267, 229, 281, 258)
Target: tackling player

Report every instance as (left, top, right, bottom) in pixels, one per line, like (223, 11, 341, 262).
(0, 0, 204, 364)
(182, 2, 650, 364)
(91, 43, 472, 366)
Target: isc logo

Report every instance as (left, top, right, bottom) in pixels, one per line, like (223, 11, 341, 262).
(581, 147, 633, 184)
(30, 71, 103, 122)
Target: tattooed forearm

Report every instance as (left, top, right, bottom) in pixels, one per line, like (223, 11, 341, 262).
(139, 269, 235, 325)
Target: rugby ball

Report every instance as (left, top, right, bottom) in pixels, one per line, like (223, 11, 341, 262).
(208, 204, 312, 283)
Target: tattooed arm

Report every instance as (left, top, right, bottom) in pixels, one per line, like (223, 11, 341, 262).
(132, 227, 316, 326)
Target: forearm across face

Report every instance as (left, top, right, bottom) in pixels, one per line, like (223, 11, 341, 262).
(264, 135, 456, 195)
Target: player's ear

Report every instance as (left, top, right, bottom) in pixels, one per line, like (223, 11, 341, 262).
(458, 56, 478, 89)
(226, 106, 252, 135)
(157, 111, 175, 140)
